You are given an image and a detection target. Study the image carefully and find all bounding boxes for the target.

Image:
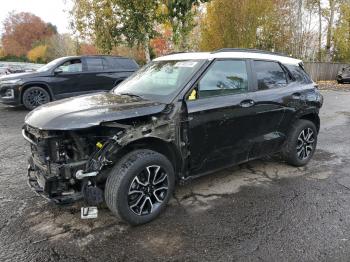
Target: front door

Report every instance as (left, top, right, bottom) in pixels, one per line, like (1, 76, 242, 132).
(186, 59, 257, 175)
(50, 58, 83, 99)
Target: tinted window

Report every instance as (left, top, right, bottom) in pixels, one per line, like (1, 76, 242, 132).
(86, 57, 104, 71)
(254, 61, 287, 90)
(286, 65, 312, 83)
(198, 60, 248, 98)
(116, 58, 138, 69)
(106, 57, 138, 70)
(56, 59, 82, 73)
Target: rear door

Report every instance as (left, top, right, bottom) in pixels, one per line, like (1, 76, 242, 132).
(105, 57, 139, 87)
(186, 59, 258, 175)
(50, 58, 83, 98)
(247, 60, 294, 159)
(80, 57, 115, 92)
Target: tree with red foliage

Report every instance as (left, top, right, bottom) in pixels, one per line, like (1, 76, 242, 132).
(1, 12, 56, 57)
(150, 27, 172, 56)
(79, 43, 99, 55)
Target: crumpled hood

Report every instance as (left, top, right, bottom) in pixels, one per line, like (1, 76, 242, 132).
(24, 92, 167, 130)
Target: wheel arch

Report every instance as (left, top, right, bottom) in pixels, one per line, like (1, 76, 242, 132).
(113, 137, 184, 179)
(299, 112, 320, 133)
(20, 83, 53, 104)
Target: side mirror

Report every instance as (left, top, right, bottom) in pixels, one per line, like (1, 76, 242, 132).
(54, 68, 63, 75)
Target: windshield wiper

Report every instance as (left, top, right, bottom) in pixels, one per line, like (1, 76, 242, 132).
(119, 93, 144, 99)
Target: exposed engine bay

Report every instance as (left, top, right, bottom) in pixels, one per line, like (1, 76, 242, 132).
(23, 111, 180, 205)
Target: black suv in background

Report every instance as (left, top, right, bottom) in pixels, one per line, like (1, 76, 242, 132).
(23, 49, 323, 225)
(337, 66, 350, 84)
(0, 55, 139, 110)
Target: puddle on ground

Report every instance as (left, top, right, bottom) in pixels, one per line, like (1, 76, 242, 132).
(25, 149, 343, 244)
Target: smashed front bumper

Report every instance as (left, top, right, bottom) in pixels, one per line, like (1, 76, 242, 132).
(27, 156, 84, 204)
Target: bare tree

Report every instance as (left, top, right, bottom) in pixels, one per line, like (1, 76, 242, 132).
(324, 0, 344, 61)
(318, 0, 322, 61)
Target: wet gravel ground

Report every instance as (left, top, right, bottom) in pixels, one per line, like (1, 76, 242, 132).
(1, 90, 350, 261)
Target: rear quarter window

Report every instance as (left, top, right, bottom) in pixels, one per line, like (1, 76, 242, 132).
(285, 64, 313, 84)
(106, 57, 139, 70)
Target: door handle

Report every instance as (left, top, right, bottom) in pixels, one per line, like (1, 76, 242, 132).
(240, 99, 255, 108)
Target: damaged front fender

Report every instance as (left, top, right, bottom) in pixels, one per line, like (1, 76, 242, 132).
(81, 104, 185, 180)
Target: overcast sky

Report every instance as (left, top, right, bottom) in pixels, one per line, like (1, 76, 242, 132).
(0, 0, 73, 35)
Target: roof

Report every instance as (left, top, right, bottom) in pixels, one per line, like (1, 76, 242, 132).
(60, 55, 131, 60)
(154, 50, 302, 65)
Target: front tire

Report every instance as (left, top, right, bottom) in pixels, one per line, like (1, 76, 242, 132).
(22, 86, 50, 110)
(105, 149, 175, 225)
(282, 119, 318, 167)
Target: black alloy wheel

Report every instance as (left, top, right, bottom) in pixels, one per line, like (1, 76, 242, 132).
(128, 165, 169, 216)
(296, 128, 315, 160)
(105, 149, 175, 225)
(23, 86, 50, 110)
(282, 119, 318, 167)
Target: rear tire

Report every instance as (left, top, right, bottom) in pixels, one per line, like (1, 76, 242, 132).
(282, 119, 318, 167)
(22, 86, 50, 110)
(105, 149, 175, 225)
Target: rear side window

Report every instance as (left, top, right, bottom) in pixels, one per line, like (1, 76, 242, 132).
(86, 57, 104, 71)
(254, 61, 288, 90)
(116, 58, 139, 70)
(106, 57, 139, 70)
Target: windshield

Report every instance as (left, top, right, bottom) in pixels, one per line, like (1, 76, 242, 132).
(113, 60, 205, 103)
(36, 57, 68, 72)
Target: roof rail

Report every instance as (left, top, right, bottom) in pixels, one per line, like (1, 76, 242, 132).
(211, 48, 289, 57)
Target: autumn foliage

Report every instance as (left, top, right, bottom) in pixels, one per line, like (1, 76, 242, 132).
(79, 44, 99, 55)
(27, 45, 48, 63)
(1, 12, 55, 57)
(150, 28, 172, 56)
(2, 1, 350, 64)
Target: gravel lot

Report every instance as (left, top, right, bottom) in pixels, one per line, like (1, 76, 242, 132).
(1, 89, 350, 262)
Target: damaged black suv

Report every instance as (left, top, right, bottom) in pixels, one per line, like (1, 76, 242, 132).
(23, 49, 323, 225)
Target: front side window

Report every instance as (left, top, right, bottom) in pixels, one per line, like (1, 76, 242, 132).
(197, 60, 248, 98)
(56, 59, 82, 73)
(114, 60, 204, 103)
(254, 61, 287, 90)
(37, 57, 67, 72)
(86, 57, 104, 71)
